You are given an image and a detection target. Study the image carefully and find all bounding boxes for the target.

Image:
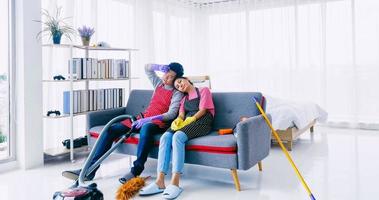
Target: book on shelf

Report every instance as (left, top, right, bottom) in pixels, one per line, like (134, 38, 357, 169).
(67, 58, 129, 80)
(63, 88, 124, 114)
(99, 89, 104, 110)
(94, 90, 98, 111)
(74, 90, 79, 113)
(63, 91, 70, 114)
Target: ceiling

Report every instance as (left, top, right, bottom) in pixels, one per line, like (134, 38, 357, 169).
(176, 0, 244, 7)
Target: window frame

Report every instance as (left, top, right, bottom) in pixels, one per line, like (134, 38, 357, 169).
(0, 0, 16, 164)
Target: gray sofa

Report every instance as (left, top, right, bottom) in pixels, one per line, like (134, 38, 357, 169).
(87, 90, 271, 191)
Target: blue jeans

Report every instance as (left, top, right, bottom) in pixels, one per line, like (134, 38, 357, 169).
(91, 122, 164, 176)
(131, 123, 165, 176)
(157, 131, 188, 174)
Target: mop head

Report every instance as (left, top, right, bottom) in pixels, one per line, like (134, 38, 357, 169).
(116, 176, 149, 200)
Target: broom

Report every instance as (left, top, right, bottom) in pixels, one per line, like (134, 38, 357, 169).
(116, 176, 150, 200)
(253, 97, 316, 200)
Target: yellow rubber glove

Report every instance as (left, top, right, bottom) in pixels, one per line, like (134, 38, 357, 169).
(181, 116, 196, 128)
(171, 118, 184, 131)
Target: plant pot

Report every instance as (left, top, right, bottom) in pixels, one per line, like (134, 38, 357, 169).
(53, 32, 62, 44)
(81, 37, 90, 46)
(0, 142, 7, 151)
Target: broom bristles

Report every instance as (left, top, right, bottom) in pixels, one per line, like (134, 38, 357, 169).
(116, 176, 149, 200)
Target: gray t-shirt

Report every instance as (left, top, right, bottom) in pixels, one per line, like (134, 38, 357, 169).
(145, 64, 183, 121)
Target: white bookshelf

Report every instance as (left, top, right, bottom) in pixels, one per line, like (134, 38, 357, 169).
(42, 44, 138, 51)
(42, 44, 138, 162)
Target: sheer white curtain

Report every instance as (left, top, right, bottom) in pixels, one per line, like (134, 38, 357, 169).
(354, 0, 379, 125)
(205, 0, 379, 127)
(41, 0, 379, 150)
(151, 1, 206, 77)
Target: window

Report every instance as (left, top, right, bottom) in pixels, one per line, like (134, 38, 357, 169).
(0, 0, 12, 161)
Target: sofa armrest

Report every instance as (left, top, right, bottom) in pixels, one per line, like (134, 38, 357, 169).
(86, 107, 127, 131)
(235, 114, 271, 170)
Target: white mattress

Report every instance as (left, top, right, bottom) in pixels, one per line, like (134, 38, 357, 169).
(265, 96, 328, 130)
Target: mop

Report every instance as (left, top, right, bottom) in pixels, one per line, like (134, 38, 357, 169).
(253, 98, 316, 200)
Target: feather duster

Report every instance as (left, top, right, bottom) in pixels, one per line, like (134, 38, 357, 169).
(116, 176, 150, 200)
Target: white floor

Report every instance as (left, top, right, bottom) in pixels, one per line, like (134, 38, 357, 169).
(0, 126, 378, 200)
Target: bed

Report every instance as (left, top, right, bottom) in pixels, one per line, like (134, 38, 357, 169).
(265, 96, 328, 150)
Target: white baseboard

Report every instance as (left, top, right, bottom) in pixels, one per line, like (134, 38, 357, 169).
(0, 160, 19, 174)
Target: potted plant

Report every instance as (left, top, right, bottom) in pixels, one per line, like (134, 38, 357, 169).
(0, 132, 6, 151)
(34, 7, 75, 44)
(78, 25, 95, 46)
(0, 134, 6, 144)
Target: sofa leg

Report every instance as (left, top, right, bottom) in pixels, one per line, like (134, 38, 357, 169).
(230, 169, 241, 191)
(258, 161, 262, 171)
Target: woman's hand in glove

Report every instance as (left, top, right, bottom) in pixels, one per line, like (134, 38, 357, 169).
(181, 116, 196, 128)
(171, 118, 184, 131)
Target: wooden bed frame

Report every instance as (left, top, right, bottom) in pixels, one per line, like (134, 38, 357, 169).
(271, 119, 316, 151)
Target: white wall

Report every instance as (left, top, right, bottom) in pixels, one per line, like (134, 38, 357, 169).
(15, 0, 43, 169)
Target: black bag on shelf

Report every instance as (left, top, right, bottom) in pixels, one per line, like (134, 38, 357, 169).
(62, 135, 88, 149)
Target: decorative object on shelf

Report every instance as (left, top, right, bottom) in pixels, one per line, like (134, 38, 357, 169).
(78, 25, 95, 46)
(53, 75, 66, 80)
(97, 41, 111, 48)
(34, 7, 75, 44)
(47, 110, 61, 117)
(62, 135, 88, 149)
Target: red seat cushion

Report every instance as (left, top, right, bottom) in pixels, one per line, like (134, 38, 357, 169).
(89, 129, 237, 154)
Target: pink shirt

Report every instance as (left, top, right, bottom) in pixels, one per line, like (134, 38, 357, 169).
(179, 87, 215, 116)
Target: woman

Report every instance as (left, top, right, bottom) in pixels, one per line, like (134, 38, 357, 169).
(140, 77, 215, 199)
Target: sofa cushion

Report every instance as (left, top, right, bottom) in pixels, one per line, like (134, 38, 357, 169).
(186, 131, 236, 154)
(89, 126, 237, 154)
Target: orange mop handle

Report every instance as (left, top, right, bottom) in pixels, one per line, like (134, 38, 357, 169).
(254, 98, 316, 200)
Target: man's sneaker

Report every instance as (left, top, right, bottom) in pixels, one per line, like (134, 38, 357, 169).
(62, 168, 97, 181)
(118, 172, 136, 184)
